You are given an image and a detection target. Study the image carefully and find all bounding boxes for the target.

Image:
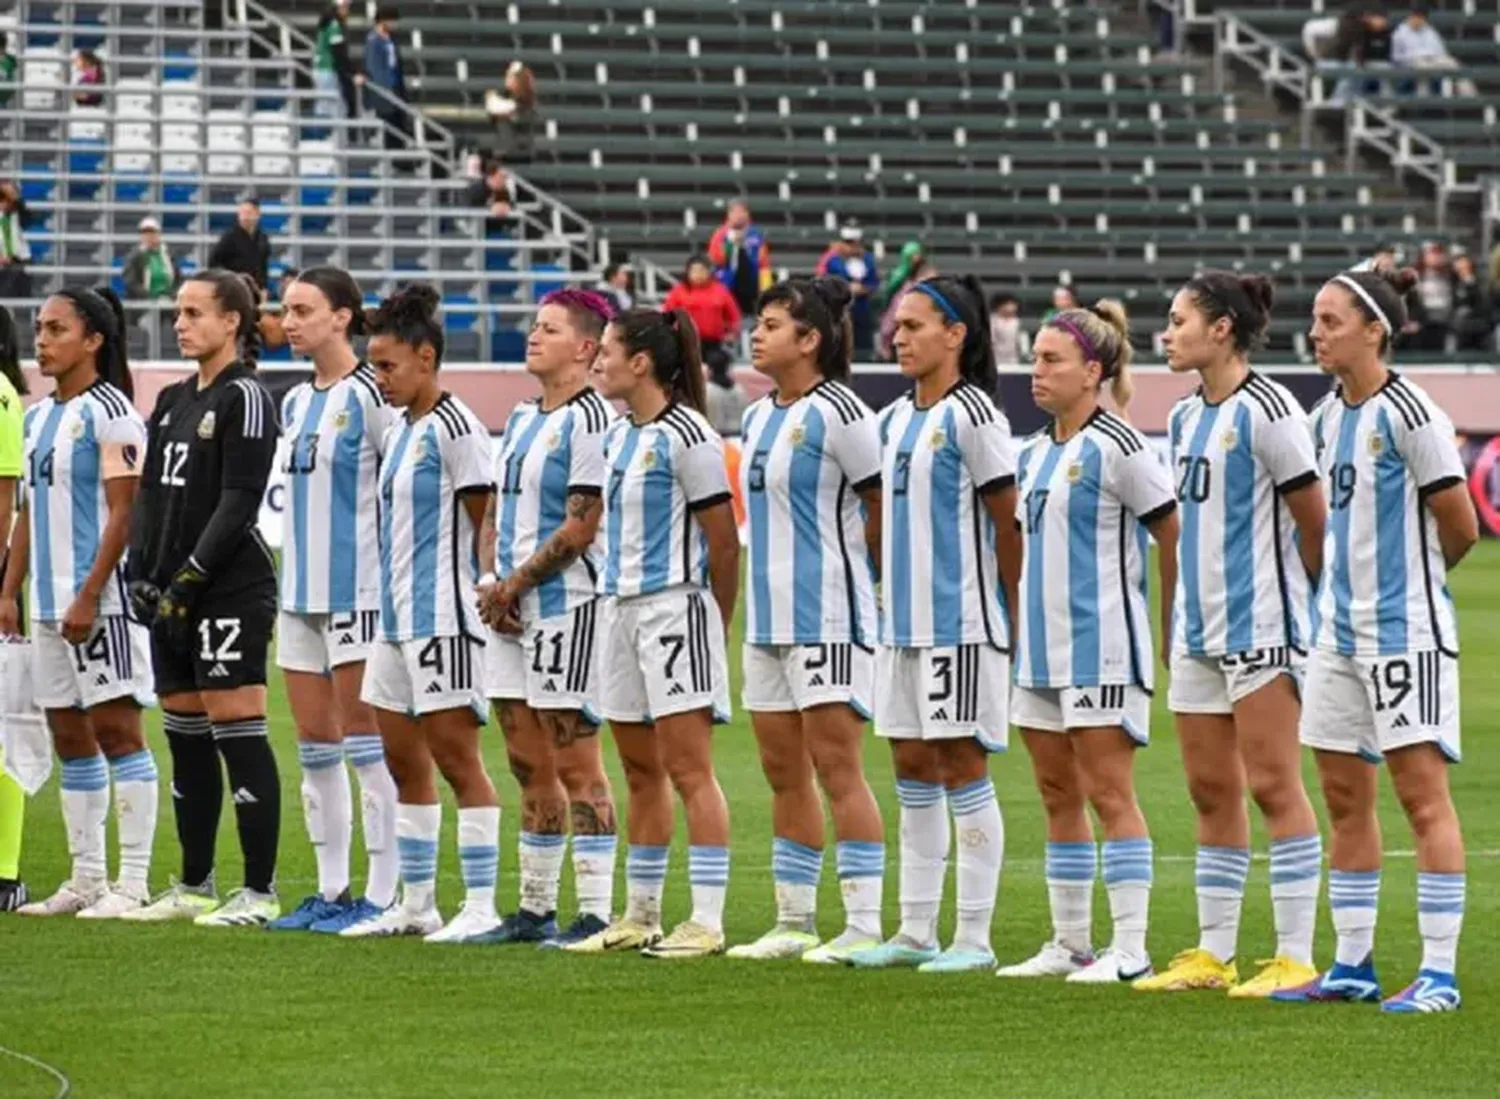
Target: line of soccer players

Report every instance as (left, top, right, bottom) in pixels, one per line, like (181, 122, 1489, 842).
(0, 258, 1477, 1013)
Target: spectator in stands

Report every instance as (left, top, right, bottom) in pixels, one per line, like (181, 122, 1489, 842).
(364, 7, 411, 154)
(1449, 250, 1494, 353)
(0, 181, 31, 300)
(877, 241, 935, 359)
(1392, 4, 1451, 68)
(314, 1, 359, 122)
(465, 159, 516, 234)
(817, 224, 880, 357)
(123, 217, 181, 301)
(0, 35, 18, 111)
(599, 262, 634, 312)
(708, 199, 772, 318)
(664, 254, 743, 387)
(1411, 239, 1455, 352)
(72, 50, 104, 108)
(990, 292, 1031, 367)
(485, 61, 540, 163)
(1330, 4, 1393, 103)
(209, 197, 272, 291)
(1041, 284, 1079, 324)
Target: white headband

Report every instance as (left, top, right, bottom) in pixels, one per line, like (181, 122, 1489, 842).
(1333, 274, 1392, 336)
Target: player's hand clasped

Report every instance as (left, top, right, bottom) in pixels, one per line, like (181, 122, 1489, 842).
(60, 590, 100, 646)
(476, 574, 523, 635)
(153, 561, 210, 653)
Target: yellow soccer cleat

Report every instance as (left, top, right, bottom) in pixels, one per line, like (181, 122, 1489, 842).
(561, 917, 662, 954)
(1228, 956, 1320, 999)
(640, 920, 726, 959)
(1132, 948, 1238, 992)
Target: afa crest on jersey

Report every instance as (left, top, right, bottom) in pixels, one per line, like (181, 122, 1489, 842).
(1066, 460, 1084, 483)
(1220, 425, 1239, 450)
(69, 418, 86, 440)
(332, 409, 352, 433)
(788, 424, 806, 448)
(197, 411, 216, 439)
(640, 449, 658, 469)
(545, 429, 563, 451)
(1367, 432, 1385, 456)
(928, 426, 946, 449)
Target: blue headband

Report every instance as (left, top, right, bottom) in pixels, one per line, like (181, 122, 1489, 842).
(911, 282, 963, 324)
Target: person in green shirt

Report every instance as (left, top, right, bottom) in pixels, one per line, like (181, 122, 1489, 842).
(313, 1, 357, 122)
(0, 304, 28, 910)
(0, 35, 18, 111)
(123, 217, 179, 301)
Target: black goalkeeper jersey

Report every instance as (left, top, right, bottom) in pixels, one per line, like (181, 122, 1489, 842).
(133, 361, 279, 597)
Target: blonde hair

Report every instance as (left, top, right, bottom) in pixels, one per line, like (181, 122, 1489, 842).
(1049, 299, 1134, 411)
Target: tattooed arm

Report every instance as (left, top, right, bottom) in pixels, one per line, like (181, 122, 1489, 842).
(493, 490, 603, 612)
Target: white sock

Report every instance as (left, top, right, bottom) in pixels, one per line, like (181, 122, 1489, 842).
(108, 750, 159, 889)
(395, 802, 440, 912)
(457, 806, 500, 910)
(688, 845, 729, 932)
(1196, 845, 1250, 964)
(345, 734, 399, 909)
(59, 754, 109, 884)
(1269, 834, 1322, 966)
(1417, 872, 1464, 975)
(625, 845, 668, 926)
(572, 834, 617, 921)
(518, 830, 566, 917)
(949, 779, 1003, 954)
(1045, 841, 1096, 955)
(836, 840, 885, 940)
(895, 778, 948, 948)
(298, 741, 351, 901)
(1102, 838, 1153, 961)
(1328, 869, 1379, 967)
(771, 836, 821, 931)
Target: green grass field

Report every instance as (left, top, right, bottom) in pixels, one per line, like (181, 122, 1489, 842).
(4, 544, 1499, 1098)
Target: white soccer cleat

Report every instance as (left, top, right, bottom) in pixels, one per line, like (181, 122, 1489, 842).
(194, 888, 280, 928)
(802, 928, 882, 965)
(116, 878, 219, 922)
(996, 940, 1093, 978)
(17, 878, 108, 917)
(76, 881, 150, 920)
(726, 925, 820, 960)
(1066, 947, 1153, 985)
(340, 903, 442, 939)
(424, 901, 503, 944)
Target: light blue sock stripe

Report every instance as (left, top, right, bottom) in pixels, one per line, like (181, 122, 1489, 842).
(61, 754, 109, 792)
(1269, 833, 1323, 884)
(1328, 869, 1380, 910)
(343, 734, 386, 767)
(895, 778, 945, 809)
(836, 840, 885, 880)
(1044, 841, 1096, 883)
(573, 835, 617, 855)
(947, 778, 996, 816)
(1196, 845, 1250, 892)
(397, 837, 438, 884)
(627, 845, 669, 884)
(297, 742, 345, 770)
(772, 837, 823, 886)
(108, 750, 158, 783)
(458, 844, 498, 889)
(519, 831, 568, 851)
(689, 845, 730, 887)
(1417, 872, 1465, 914)
(1102, 838, 1153, 886)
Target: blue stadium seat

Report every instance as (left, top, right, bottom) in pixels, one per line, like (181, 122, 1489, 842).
(443, 294, 478, 332)
(491, 328, 526, 361)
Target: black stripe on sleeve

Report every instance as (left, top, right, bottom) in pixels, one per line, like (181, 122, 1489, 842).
(851, 472, 880, 495)
(1276, 469, 1320, 495)
(1417, 474, 1463, 500)
(688, 490, 733, 512)
(1139, 499, 1177, 526)
(976, 473, 1016, 497)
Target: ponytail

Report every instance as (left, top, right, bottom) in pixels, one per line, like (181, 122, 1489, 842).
(53, 286, 135, 400)
(366, 283, 446, 365)
(186, 268, 262, 370)
(910, 275, 997, 394)
(756, 275, 854, 382)
(610, 307, 707, 414)
(1046, 299, 1135, 412)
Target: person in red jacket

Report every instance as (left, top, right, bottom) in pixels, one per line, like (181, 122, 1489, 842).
(664, 254, 743, 372)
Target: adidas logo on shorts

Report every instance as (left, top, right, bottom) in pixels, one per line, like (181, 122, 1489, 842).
(231, 787, 258, 805)
(667, 683, 686, 697)
(1076, 694, 1094, 708)
(808, 674, 825, 687)
(338, 634, 354, 645)
(1392, 713, 1411, 728)
(544, 679, 558, 691)
(94, 673, 110, 687)
(932, 707, 950, 722)
(425, 682, 444, 695)
(207, 663, 230, 678)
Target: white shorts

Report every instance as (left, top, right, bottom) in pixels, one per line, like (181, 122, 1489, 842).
(484, 601, 600, 722)
(742, 641, 874, 717)
(31, 616, 155, 710)
(360, 635, 487, 721)
(1300, 648, 1460, 763)
(874, 644, 1009, 752)
(1012, 683, 1151, 746)
(276, 610, 380, 674)
(596, 587, 730, 725)
(1168, 646, 1304, 715)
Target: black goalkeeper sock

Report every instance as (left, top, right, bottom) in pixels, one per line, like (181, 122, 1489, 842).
(213, 718, 281, 895)
(163, 712, 221, 889)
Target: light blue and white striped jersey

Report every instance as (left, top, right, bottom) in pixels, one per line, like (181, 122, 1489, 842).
(1014, 409, 1175, 690)
(741, 380, 880, 646)
(22, 381, 145, 622)
(376, 393, 493, 642)
(277, 362, 395, 614)
(599, 402, 730, 599)
(1169, 372, 1318, 659)
(493, 387, 613, 623)
(1310, 372, 1465, 657)
(878, 381, 1016, 649)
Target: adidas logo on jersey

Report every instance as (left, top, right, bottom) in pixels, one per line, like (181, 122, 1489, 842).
(808, 674, 825, 687)
(231, 787, 258, 805)
(425, 682, 444, 695)
(207, 663, 230, 678)
(667, 683, 686, 697)
(1392, 713, 1411, 729)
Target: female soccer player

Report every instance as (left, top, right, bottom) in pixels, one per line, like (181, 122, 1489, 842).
(121, 270, 283, 927)
(998, 299, 1179, 985)
(568, 308, 740, 959)
(847, 276, 1020, 974)
(476, 288, 619, 948)
(266, 267, 401, 935)
(1134, 273, 1328, 997)
(1274, 267, 1478, 1013)
(346, 285, 502, 944)
(727, 277, 887, 964)
(0, 288, 157, 918)
(0, 304, 28, 912)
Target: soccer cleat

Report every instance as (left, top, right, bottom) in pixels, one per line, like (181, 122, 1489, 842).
(311, 897, 388, 935)
(1270, 957, 1382, 1003)
(802, 929, 881, 966)
(847, 936, 941, 969)
(640, 920, 727, 959)
(918, 946, 997, 974)
(339, 902, 441, 939)
(1133, 948, 1238, 992)
(195, 888, 280, 928)
(996, 940, 1093, 978)
(1381, 970, 1461, 1014)
(469, 908, 557, 945)
(76, 881, 149, 920)
(726, 925, 820, 960)
(117, 878, 219, 922)
(266, 891, 353, 932)
(424, 902, 504, 944)
(539, 913, 610, 950)
(0, 879, 28, 912)
(561, 917, 662, 954)
(17, 878, 108, 917)
(1228, 956, 1319, 999)
(1067, 948, 1153, 984)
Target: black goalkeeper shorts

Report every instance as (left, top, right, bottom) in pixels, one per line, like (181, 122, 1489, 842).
(150, 582, 276, 697)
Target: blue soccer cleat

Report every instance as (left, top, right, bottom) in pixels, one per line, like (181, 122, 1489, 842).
(310, 896, 388, 935)
(469, 908, 557, 945)
(919, 946, 997, 974)
(847, 937, 941, 969)
(539, 913, 610, 950)
(1271, 957, 1381, 1003)
(1381, 970, 1461, 1014)
(266, 891, 351, 932)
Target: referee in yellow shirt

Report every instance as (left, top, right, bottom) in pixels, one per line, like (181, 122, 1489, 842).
(0, 305, 29, 909)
